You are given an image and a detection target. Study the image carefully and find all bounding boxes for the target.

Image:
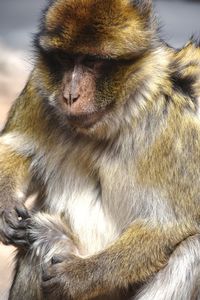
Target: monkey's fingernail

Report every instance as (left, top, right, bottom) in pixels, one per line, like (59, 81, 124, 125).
(16, 207, 30, 219)
(42, 274, 52, 282)
(51, 256, 63, 265)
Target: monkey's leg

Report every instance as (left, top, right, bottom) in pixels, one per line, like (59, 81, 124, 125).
(9, 250, 43, 300)
(134, 234, 200, 300)
(9, 212, 78, 300)
(41, 221, 199, 300)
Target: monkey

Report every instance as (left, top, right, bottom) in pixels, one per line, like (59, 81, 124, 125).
(0, 0, 200, 299)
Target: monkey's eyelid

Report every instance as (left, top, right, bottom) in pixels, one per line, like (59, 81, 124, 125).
(82, 56, 103, 66)
(50, 51, 74, 62)
(37, 45, 74, 62)
(87, 55, 116, 62)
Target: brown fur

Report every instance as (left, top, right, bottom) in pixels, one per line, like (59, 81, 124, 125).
(42, 0, 154, 57)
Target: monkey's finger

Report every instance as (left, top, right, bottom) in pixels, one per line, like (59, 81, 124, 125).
(15, 205, 30, 220)
(42, 274, 69, 300)
(42, 273, 54, 282)
(5, 228, 27, 240)
(1, 234, 23, 246)
(4, 227, 29, 245)
(42, 268, 65, 298)
(42, 278, 59, 296)
(16, 218, 30, 229)
(2, 208, 28, 228)
(0, 227, 12, 245)
(3, 208, 26, 226)
(0, 212, 20, 243)
(51, 255, 65, 265)
(42, 271, 55, 283)
(1, 216, 29, 246)
(42, 261, 60, 282)
(2, 208, 19, 227)
(3, 213, 26, 231)
(4, 214, 29, 230)
(12, 239, 29, 247)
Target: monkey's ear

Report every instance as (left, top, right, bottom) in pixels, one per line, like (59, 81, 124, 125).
(131, 0, 152, 16)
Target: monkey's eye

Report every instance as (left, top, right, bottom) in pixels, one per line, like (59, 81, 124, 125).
(82, 56, 104, 69)
(54, 52, 74, 67)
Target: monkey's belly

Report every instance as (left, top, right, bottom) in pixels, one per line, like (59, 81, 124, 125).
(44, 184, 120, 256)
(67, 201, 119, 256)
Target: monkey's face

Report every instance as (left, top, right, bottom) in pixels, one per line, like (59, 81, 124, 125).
(34, 0, 154, 131)
(37, 50, 131, 129)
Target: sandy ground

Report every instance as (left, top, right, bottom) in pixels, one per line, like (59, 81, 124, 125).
(0, 42, 30, 129)
(0, 245, 15, 300)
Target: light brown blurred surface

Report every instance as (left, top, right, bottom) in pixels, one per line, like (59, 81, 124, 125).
(0, 42, 30, 129)
(0, 43, 30, 299)
(0, 245, 15, 300)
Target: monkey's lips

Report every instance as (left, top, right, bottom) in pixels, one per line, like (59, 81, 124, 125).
(66, 111, 105, 128)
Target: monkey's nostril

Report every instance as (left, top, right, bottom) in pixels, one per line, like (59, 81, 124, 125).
(63, 94, 80, 106)
(72, 94, 80, 104)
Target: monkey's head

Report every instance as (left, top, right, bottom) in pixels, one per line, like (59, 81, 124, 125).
(34, 0, 156, 136)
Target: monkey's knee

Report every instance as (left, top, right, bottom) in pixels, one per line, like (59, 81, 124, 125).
(9, 214, 79, 300)
(27, 212, 79, 261)
(134, 234, 200, 300)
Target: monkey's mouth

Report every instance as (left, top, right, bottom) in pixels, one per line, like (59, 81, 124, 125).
(66, 111, 105, 128)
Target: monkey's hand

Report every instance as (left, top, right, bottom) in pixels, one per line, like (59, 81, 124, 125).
(27, 213, 78, 262)
(0, 200, 30, 247)
(42, 255, 97, 300)
(41, 221, 199, 300)
(0, 141, 31, 247)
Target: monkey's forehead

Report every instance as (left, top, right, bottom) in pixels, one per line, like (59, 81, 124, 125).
(37, 0, 153, 58)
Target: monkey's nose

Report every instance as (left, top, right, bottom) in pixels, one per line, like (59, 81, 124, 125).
(63, 93, 80, 106)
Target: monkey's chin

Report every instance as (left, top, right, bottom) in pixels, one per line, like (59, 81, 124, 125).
(66, 111, 105, 129)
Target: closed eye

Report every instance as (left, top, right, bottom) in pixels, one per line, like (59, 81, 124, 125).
(82, 57, 100, 68)
(82, 56, 112, 69)
(54, 52, 74, 66)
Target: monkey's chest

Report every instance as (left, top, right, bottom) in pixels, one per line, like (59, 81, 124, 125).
(43, 158, 172, 256)
(44, 167, 121, 255)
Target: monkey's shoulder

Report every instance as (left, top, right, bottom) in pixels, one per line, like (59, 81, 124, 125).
(169, 41, 200, 102)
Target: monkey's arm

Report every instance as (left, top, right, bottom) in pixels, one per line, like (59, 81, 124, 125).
(0, 79, 55, 246)
(27, 212, 78, 260)
(42, 221, 198, 300)
(0, 140, 31, 246)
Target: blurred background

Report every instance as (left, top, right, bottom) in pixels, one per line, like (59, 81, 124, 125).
(0, 0, 200, 299)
